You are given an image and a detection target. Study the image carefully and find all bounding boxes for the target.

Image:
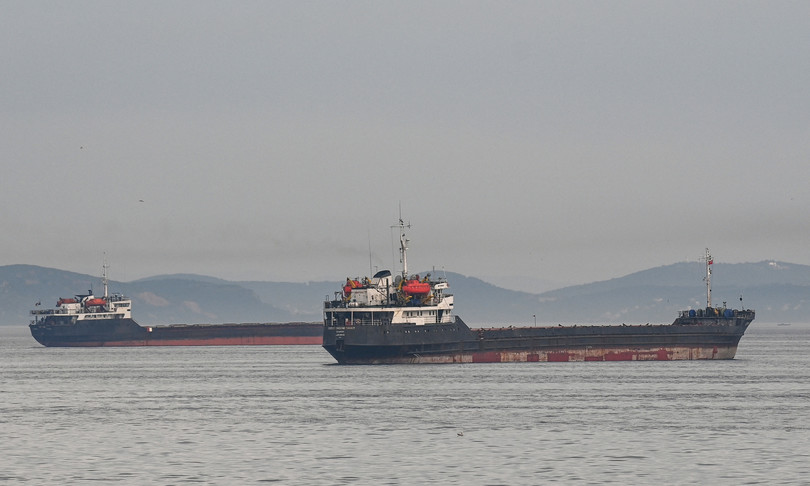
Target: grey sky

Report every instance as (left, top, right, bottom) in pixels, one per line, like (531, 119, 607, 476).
(2, 1, 809, 290)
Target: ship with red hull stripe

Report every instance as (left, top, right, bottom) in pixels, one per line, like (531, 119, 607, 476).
(29, 264, 321, 347)
(322, 221, 754, 364)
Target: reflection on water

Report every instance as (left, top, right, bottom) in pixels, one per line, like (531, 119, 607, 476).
(1, 324, 808, 484)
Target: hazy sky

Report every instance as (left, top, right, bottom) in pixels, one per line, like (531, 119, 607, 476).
(2, 1, 809, 291)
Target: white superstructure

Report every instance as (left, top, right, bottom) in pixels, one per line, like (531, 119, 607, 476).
(31, 262, 132, 321)
(324, 219, 454, 327)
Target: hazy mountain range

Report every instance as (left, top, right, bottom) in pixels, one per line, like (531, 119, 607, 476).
(2, 261, 808, 327)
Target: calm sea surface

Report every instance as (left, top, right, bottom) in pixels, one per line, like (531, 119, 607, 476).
(2, 323, 808, 485)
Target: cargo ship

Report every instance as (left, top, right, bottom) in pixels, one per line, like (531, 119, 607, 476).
(29, 265, 321, 347)
(322, 221, 755, 364)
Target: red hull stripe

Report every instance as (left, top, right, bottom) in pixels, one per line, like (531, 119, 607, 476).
(338, 345, 739, 364)
(464, 346, 724, 363)
(63, 336, 323, 347)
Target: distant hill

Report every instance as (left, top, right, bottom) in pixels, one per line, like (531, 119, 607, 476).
(0, 265, 299, 326)
(1, 261, 808, 327)
(521, 261, 810, 325)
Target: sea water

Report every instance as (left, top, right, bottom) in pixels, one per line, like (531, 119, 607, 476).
(1, 323, 808, 485)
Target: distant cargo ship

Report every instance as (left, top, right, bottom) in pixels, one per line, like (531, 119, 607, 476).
(29, 265, 321, 347)
(322, 221, 755, 364)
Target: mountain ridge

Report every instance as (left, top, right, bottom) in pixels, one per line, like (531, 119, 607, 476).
(2, 261, 807, 327)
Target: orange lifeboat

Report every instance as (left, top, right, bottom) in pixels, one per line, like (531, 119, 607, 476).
(85, 298, 106, 307)
(57, 298, 78, 306)
(343, 279, 363, 297)
(402, 280, 430, 296)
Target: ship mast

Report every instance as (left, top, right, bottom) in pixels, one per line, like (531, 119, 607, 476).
(396, 218, 410, 280)
(703, 248, 712, 308)
(102, 256, 109, 299)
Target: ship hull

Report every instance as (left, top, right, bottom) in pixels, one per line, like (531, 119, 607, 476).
(29, 315, 322, 347)
(322, 316, 753, 365)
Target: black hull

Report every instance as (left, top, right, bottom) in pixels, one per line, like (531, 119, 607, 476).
(322, 314, 754, 364)
(29, 315, 322, 347)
